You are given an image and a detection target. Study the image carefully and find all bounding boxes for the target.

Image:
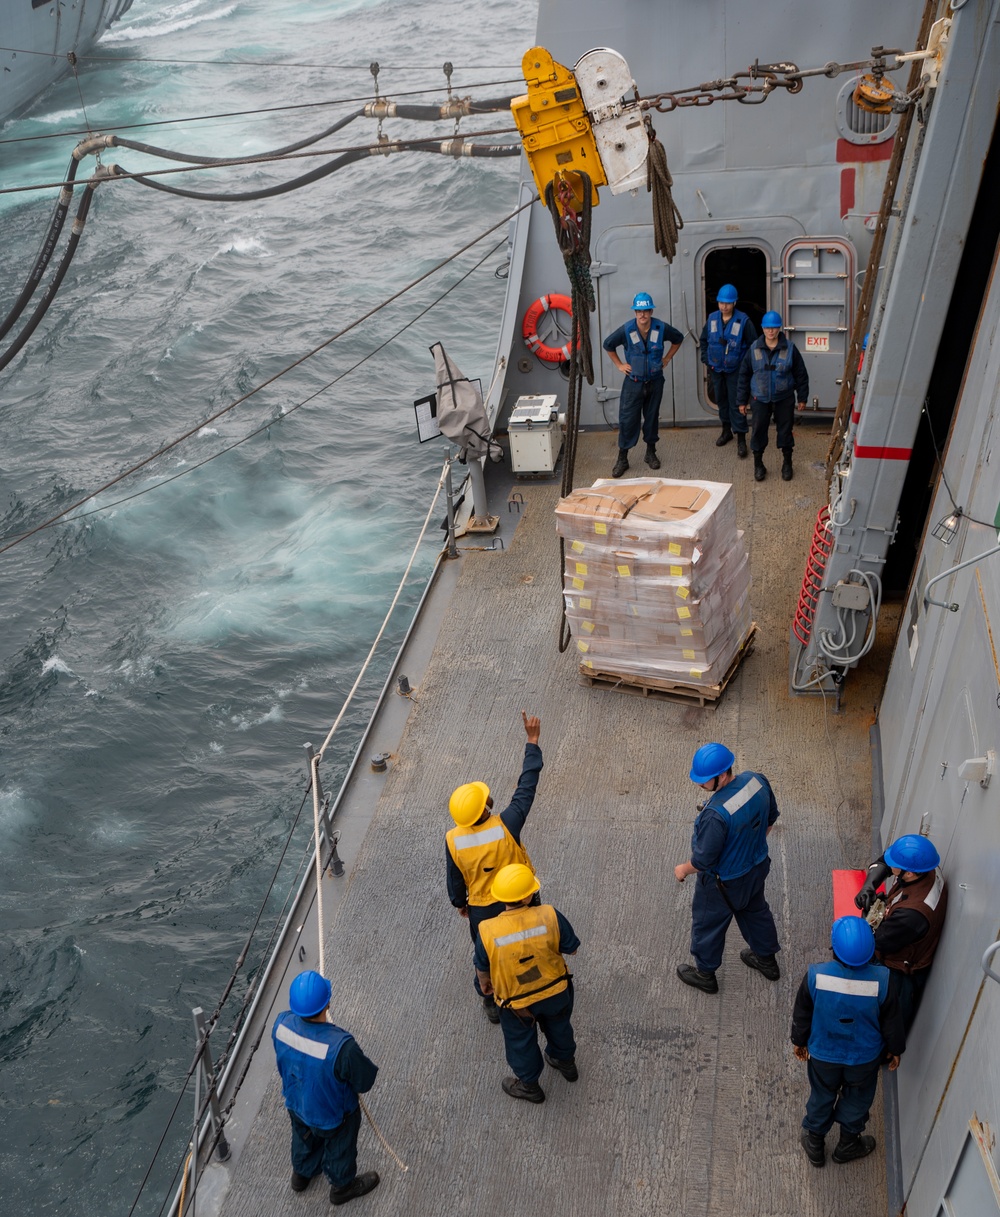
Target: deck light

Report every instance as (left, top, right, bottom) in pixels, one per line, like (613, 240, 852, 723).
(932, 511, 961, 544)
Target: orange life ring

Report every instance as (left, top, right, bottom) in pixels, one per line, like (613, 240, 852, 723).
(522, 293, 577, 363)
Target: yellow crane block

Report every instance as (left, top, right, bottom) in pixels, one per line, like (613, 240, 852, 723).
(511, 46, 607, 206)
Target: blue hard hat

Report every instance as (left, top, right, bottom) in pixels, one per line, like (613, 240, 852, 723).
(884, 834, 940, 874)
(689, 742, 736, 784)
(289, 970, 332, 1018)
(831, 916, 875, 967)
(631, 292, 655, 310)
(761, 310, 783, 328)
(716, 284, 738, 304)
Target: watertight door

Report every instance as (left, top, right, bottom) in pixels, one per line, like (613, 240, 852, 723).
(780, 239, 855, 413)
(593, 226, 677, 426)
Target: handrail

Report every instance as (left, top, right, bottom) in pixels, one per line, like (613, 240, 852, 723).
(923, 542, 1000, 611)
(983, 940, 1000, 985)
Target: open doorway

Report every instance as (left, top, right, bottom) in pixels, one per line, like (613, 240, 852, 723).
(701, 246, 768, 405)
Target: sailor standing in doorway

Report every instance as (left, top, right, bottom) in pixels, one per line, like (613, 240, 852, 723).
(446, 712, 542, 1023)
(736, 311, 809, 482)
(674, 743, 782, 993)
(699, 284, 757, 457)
(602, 291, 683, 478)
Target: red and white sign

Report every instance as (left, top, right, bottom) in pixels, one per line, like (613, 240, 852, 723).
(805, 332, 830, 353)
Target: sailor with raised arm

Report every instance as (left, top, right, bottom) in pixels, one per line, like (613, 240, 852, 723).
(446, 712, 542, 1023)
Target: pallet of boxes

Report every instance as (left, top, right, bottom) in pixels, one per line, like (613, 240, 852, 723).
(555, 478, 755, 707)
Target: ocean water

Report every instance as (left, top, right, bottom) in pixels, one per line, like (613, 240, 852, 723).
(0, 0, 535, 1210)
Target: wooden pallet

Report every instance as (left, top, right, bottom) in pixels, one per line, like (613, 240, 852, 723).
(578, 624, 757, 709)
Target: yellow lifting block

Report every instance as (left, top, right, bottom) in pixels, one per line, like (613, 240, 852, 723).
(511, 46, 607, 206)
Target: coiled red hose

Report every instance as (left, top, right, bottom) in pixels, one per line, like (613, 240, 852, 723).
(792, 506, 833, 646)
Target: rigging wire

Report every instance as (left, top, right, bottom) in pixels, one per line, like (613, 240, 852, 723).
(920, 400, 996, 529)
(0, 77, 523, 148)
(0, 45, 521, 70)
(0, 203, 530, 555)
(23, 236, 508, 530)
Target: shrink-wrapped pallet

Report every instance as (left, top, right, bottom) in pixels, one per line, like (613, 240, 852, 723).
(555, 478, 752, 694)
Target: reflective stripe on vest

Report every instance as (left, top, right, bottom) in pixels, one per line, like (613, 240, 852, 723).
(701, 770, 772, 881)
(750, 340, 795, 401)
(478, 903, 569, 1009)
(706, 310, 750, 373)
(721, 776, 762, 816)
(275, 1022, 331, 1059)
(446, 814, 532, 906)
(814, 974, 880, 998)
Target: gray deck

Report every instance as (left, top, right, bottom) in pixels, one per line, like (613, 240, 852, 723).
(219, 426, 899, 1217)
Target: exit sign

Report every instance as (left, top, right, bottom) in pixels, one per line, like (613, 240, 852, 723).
(805, 333, 830, 352)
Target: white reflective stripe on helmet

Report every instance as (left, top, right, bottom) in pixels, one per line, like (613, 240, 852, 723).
(815, 974, 880, 997)
(494, 923, 548, 948)
(453, 824, 506, 851)
(722, 776, 762, 816)
(275, 1023, 330, 1059)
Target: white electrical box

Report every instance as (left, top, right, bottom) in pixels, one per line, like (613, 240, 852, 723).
(508, 394, 562, 474)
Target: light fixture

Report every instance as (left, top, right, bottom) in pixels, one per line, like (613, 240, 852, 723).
(932, 511, 961, 545)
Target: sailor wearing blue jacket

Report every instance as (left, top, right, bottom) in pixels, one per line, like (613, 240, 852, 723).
(736, 311, 809, 482)
(272, 971, 380, 1205)
(791, 918, 905, 1167)
(674, 743, 781, 994)
(602, 290, 683, 478)
(699, 284, 757, 455)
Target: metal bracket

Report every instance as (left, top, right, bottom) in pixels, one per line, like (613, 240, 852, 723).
(982, 940, 1000, 985)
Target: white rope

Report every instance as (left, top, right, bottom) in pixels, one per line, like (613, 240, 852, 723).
(308, 457, 451, 1175)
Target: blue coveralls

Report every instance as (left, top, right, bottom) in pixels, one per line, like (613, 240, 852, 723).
(791, 960, 904, 1136)
(699, 310, 757, 435)
(736, 335, 809, 455)
(446, 742, 543, 995)
(603, 317, 684, 451)
(474, 906, 580, 1084)
(687, 770, 781, 973)
(272, 1012, 378, 1189)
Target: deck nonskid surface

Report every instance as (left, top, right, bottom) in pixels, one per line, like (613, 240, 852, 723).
(221, 426, 898, 1217)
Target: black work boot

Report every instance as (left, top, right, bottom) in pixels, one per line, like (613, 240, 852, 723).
(331, 1171, 380, 1204)
(291, 1170, 313, 1192)
(740, 949, 781, 981)
(502, 1076, 545, 1103)
(832, 1132, 876, 1164)
(612, 449, 629, 478)
(644, 443, 661, 470)
(715, 428, 733, 447)
(736, 434, 748, 459)
(482, 994, 500, 1024)
(544, 1052, 579, 1081)
(800, 1131, 826, 1168)
(676, 964, 719, 993)
(753, 454, 766, 482)
(781, 449, 793, 480)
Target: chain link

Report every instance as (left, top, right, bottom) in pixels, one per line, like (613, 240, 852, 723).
(643, 47, 913, 114)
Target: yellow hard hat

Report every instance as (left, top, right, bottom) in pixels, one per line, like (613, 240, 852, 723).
(449, 781, 491, 827)
(491, 863, 540, 904)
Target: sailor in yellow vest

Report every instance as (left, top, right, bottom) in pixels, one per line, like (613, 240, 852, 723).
(474, 863, 580, 1103)
(447, 712, 543, 1023)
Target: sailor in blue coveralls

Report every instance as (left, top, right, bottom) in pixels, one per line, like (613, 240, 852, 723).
(698, 283, 757, 457)
(791, 917, 905, 1168)
(602, 290, 683, 479)
(446, 713, 543, 1023)
(674, 742, 781, 993)
(736, 310, 809, 482)
(272, 970, 380, 1205)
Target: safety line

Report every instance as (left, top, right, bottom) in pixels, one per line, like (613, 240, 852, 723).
(0, 199, 531, 555)
(0, 45, 521, 70)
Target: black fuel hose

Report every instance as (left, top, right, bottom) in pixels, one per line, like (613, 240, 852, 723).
(0, 177, 99, 373)
(0, 157, 80, 344)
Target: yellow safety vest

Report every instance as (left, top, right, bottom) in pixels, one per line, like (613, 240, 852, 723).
(478, 904, 569, 1009)
(446, 815, 532, 906)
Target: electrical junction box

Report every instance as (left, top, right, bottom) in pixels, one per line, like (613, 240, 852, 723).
(832, 580, 871, 611)
(509, 394, 562, 474)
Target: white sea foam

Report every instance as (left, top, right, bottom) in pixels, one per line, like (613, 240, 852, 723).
(42, 656, 75, 677)
(102, 4, 238, 43)
(220, 235, 270, 257)
(197, 426, 220, 438)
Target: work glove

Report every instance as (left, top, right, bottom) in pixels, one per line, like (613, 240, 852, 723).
(855, 877, 879, 914)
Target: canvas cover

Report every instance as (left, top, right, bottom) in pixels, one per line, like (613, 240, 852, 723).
(431, 342, 501, 462)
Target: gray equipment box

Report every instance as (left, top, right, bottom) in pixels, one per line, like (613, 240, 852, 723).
(509, 394, 562, 474)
